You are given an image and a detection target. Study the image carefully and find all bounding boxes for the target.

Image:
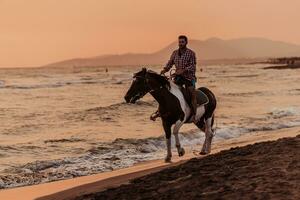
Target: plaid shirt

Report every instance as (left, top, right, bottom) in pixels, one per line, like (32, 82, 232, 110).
(164, 48, 196, 81)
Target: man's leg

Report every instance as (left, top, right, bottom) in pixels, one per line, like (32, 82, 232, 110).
(174, 75, 184, 87)
(183, 78, 197, 122)
(187, 86, 197, 119)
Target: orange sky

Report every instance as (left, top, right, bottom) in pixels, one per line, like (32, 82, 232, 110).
(1, 0, 300, 67)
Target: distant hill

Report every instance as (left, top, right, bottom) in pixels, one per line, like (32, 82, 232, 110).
(44, 37, 300, 67)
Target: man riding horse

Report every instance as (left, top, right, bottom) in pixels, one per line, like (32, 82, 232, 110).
(151, 35, 198, 122)
(124, 35, 216, 162)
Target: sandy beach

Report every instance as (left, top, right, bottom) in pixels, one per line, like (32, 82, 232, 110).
(76, 133, 300, 200)
(0, 126, 299, 200)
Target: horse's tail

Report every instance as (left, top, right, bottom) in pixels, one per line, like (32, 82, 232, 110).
(198, 87, 217, 115)
(211, 113, 215, 127)
(196, 116, 206, 132)
(196, 112, 216, 133)
(212, 113, 217, 136)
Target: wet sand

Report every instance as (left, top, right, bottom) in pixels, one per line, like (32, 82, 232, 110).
(0, 126, 299, 200)
(78, 134, 299, 200)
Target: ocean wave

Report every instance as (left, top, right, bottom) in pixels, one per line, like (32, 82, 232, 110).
(214, 122, 299, 141)
(268, 107, 300, 118)
(223, 91, 274, 97)
(217, 74, 260, 78)
(0, 132, 202, 188)
(0, 76, 130, 90)
(63, 100, 157, 122)
(1, 111, 300, 189)
(215, 107, 300, 140)
(2, 79, 105, 90)
(86, 100, 155, 112)
(44, 138, 85, 144)
(0, 144, 43, 155)
(0, 129, 205, 188)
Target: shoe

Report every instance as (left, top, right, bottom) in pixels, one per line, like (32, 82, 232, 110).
(150, 110, 160, 121)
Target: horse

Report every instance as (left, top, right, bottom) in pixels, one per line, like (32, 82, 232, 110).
(124, 68, 217, 162)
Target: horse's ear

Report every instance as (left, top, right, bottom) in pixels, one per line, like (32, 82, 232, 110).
(142, 67, 147, 73)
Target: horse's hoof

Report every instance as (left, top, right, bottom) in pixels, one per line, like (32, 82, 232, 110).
(178, 147, 185, 157)
(200, 151, 208, 155)
(164, 156, 172, 163)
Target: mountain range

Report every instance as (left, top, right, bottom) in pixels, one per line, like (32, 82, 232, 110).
(45, 37, 300, 67)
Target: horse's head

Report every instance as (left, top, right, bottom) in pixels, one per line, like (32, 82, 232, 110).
(124, 68, 170, 104)
(124, 68, 150, 103)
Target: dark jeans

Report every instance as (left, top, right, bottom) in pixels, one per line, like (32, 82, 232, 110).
(174, 75, 195, 88)
(174, 75, 197, 115)
(150, 76, 196, 120)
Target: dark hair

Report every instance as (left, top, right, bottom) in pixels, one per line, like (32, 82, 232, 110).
(178, 35, 188, 43)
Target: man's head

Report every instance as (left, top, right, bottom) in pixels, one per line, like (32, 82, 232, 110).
(178, 35, 188, 49)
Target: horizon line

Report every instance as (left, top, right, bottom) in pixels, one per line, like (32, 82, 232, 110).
(1, 36, 300, 68)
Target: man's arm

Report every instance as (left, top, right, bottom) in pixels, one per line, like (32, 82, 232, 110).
(161, 51, 175, 74)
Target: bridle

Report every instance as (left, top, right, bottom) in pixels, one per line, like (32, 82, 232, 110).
(134, 73, 167, 94)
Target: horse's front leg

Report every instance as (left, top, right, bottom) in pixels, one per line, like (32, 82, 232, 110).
(162, 120, 172, 162)
(173, 120, 185, 157)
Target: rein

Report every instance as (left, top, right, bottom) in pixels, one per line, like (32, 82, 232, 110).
(169, 69, 176, 80)
(149, 86, 164, 94)
(134, 74, 168, 93)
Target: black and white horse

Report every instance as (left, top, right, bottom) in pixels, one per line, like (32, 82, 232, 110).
(124, 68, 217, 162)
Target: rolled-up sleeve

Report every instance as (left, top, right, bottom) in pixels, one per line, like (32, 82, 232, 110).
(164, 51, 176, 71)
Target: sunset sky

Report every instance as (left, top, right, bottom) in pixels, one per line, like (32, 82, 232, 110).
(1, 0, 300, 67)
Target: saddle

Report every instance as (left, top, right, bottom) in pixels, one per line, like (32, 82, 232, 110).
(180, 87, 209, 106)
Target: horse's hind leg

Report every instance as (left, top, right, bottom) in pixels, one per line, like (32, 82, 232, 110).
(173, 120, 185, 157)
(200, 115, 214, 155)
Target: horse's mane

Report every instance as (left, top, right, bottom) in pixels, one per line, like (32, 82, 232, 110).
(147, 70, 171, 90)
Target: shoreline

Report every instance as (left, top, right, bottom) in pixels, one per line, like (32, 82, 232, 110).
(0, 126, 299, 200)
(76, 133, 300, 200)
(0, 57, 268, 70)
